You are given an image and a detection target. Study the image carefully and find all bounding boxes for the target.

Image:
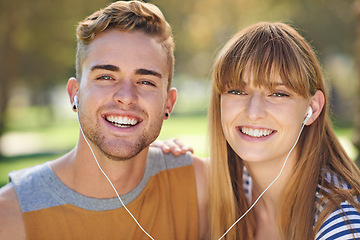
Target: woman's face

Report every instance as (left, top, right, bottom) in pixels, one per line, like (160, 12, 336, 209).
(220, 75, 310, 165)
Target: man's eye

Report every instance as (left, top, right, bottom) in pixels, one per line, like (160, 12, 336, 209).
(227, 90, 246, 95)
(96, 75, 113, 80)
(140, 80, 156, 86)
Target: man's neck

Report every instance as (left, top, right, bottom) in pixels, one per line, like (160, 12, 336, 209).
(50, 143, 149, 199)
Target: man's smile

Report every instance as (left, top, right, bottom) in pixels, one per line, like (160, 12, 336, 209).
(105, 115, 140, 128)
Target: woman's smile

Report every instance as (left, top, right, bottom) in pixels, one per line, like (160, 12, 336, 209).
(238, 126, 275, 138)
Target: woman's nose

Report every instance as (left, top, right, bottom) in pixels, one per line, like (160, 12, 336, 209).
(245, 93, 267, 121)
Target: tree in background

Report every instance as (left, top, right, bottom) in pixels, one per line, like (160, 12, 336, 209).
(354, 0, 360, 166)
(0, 0, 358, 159)
(0, 0, 112, 156)
(0, 1, 20, 138)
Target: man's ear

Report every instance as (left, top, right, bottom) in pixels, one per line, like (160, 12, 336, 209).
(67, 77, 80, 112)
(306, 90, 325, 125)
(164, 88, 177, 119)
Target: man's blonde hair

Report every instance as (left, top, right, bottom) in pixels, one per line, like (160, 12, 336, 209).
(75, 1, 174, 88)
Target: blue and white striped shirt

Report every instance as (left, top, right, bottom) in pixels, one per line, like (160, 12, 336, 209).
(314, 170, 360, 239)
(243, 168, 360, 239)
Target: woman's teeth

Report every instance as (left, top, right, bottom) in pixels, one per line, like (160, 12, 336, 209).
(241, 127, 273, 137)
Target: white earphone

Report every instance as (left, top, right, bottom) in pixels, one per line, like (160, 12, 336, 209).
(303, 106, 313, 125)
(218, 105, 314, 239)
(72, 95, 154, 239)
(73, 96, 79, 109)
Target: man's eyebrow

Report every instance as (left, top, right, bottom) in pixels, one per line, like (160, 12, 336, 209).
(90, 65, 162, 78)
(135, 68, 163, 78)
(90, 64, 120, 72)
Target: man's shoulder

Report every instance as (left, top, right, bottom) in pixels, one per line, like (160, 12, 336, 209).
(9, 162, 49, 184)
(148, 147, 208, 176)
(8, 162, 63, 213)
(149, 146, 194, 170)
(0, 183, 19, 210)
(0, 183, 25, 239)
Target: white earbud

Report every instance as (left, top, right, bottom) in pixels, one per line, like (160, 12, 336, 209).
(219, 105, 313, 240)
(303, 106, 313, 125)
(74, 96, 79, 109)
(73, 94, 154, 239)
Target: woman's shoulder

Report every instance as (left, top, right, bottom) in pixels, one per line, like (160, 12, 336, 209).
(315, 168, 360, 239)
(315, 200, 360, 239)
(316, 168, 354, 199)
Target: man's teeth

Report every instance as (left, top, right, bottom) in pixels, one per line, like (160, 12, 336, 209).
(241, 127, 273, 137)
(106, 115, 138, 128)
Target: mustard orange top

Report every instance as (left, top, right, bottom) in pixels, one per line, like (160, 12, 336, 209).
(9, 148, 199, 240)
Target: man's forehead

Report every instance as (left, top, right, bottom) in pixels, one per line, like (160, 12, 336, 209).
(83, 31, 168, 70)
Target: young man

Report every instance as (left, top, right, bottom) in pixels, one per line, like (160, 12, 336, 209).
(0, 1, 207, 239)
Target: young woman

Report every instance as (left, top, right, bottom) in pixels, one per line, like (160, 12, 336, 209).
(155, 21, 360, 239)
(207, 22, 360, 239)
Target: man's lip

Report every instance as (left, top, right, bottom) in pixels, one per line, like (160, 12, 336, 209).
(102, 113, 143, 127)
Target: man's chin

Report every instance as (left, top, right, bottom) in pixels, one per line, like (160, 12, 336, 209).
(99, 143, 149, 162)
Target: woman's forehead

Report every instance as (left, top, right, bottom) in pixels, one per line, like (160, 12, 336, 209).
(241, 69, 283, 85)
(225, 68, 286, 88)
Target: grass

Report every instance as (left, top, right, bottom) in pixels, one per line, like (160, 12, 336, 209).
(0, 108, 358, 188)
(0, 113, 209, 187)
(0, 153, 64, 186)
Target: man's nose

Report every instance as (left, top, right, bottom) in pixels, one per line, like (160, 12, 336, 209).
(113, 79, 138, 105)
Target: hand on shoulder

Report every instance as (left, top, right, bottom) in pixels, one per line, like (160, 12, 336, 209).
(0, 183, 25, 240)
(151, 138, 194, 156)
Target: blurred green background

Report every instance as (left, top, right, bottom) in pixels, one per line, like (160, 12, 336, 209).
(1, 0, 360, 187)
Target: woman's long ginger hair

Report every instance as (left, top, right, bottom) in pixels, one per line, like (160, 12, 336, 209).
(208, 22, 360, 239)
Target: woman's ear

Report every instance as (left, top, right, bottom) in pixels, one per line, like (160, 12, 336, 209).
(306, 90, 325, 125)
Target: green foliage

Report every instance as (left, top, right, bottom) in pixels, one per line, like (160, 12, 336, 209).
(0, 153, 64, 188)
(0, 113, 209, 187)
(0, 0, 359, 186)
(1, 110, 357, 188)
(151, 0, 357, 77)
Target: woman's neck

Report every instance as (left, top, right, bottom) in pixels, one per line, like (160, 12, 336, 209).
(244, 153, 298, 239)
(245, 158, 294, 210)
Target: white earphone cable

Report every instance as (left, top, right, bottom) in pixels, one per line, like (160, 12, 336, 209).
(76, 110, 154, 240)
(218, 122, 307, 240)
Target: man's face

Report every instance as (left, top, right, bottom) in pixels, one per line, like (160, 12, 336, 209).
(71, 29, 176, 161)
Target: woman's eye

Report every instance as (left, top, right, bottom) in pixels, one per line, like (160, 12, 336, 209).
(272, 92, 289, 97)
(227, 90, 246, 95)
